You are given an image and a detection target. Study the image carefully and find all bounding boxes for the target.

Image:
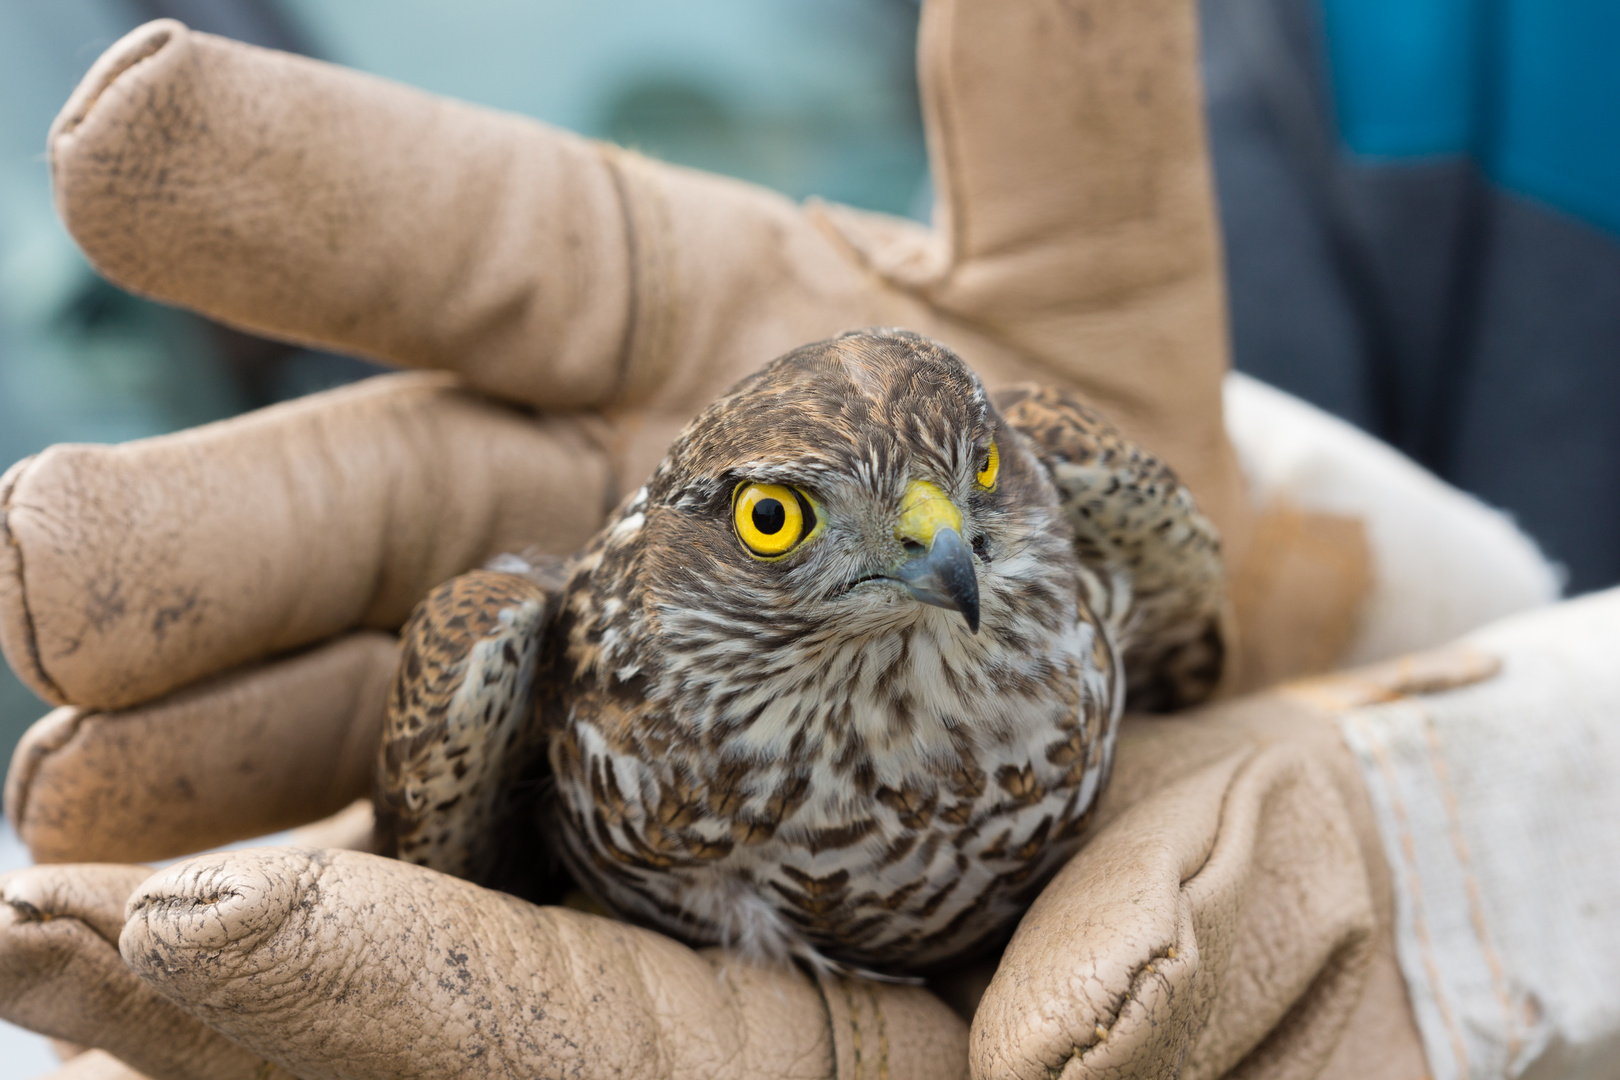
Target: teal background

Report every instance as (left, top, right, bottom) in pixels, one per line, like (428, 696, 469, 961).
(1322, 0, 1620, 233)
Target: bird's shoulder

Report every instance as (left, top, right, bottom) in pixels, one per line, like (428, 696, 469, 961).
(993, 383, 1226, 711)
(993, 384, 1174, 499)
(376, 559, 569, 882)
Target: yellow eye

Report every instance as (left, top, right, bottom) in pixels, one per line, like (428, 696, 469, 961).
(733, 482, 810, 557)
(976, 439, 1000, 490)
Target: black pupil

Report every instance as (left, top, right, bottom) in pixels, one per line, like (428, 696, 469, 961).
(752, 498, 787, 535)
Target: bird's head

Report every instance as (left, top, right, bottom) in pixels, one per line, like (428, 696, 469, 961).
(627, 329, 1077, 655)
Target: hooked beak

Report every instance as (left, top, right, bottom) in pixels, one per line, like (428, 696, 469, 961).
(889, 480, 980, 633)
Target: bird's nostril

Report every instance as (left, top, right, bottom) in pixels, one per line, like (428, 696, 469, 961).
(902, 539, 927, 557)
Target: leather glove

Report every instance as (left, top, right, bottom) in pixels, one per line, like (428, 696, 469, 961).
(6, 644, 1525, 1080)
(0, 0, 1389, 855)
(0, 0, 1519, 1077)
(4, 0, 1382, 733)
(0, 843, 967, 1080)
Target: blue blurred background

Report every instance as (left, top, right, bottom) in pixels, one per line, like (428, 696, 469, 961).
(2, 2, 1620, 1062)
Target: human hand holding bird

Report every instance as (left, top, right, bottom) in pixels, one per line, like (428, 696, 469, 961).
(0, 1, 1424, 1078)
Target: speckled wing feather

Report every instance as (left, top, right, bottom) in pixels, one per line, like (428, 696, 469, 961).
(996, 385, 1226, 711)
(375, 560, 566, 891)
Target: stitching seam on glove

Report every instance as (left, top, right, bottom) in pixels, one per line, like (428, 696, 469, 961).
(1347, 702, 1523, 1075)
(598, 144, 644, 410)
(838, 976, 890, 1080)
(816, 970, 898, 1080)
(595, 144, 678, 413)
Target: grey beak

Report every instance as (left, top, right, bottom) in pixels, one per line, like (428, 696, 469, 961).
(894, 526, 980, 633)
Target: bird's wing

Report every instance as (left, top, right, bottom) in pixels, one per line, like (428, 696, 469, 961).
(374, 559, 567, 896)
(996, 385, 1226, 711)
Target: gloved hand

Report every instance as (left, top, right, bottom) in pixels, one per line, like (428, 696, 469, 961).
(3, 0, 1324, 741)
(0, 843, 967, 1080)
(0, 0, 1537, 1077)
(7, 641, 1524, 1080)
(0, 0, 1391, 860)
(14, 590, 1606, 1080)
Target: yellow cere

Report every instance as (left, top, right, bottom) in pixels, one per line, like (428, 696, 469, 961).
(895, 479, 963, 547)
(977, 439, 1000, 490)
(734, 482, 806, 557)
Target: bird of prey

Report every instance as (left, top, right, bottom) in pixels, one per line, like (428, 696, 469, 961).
(377, 328, 1224, 976)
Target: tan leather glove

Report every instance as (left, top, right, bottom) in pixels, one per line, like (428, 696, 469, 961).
(969, 653, 1494, 1080)
(0, 1, 1402, 1077)
(3, 651, 1496, 1080)
(0, 848, 966, 1080)
(2, 0, 1372, 731)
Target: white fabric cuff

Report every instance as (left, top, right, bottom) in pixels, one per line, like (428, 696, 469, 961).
(1340, 589, 1620, 1080)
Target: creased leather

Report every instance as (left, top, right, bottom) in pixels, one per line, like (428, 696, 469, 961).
(0, 687, 1439, 1080)
(973, 740, 1376, 1080)
(0, 375, 608, 709)
(50, 20, 634, 414)
(42, 4, 1251, 582)
(0, 0, 1418, 1077)
(3, 0, 1379, 741)
(6, 633, 395, 864)
(0, 865, 286, 1080)
(117, 847, 965, 1080)
(964, 649, 1480, 1080)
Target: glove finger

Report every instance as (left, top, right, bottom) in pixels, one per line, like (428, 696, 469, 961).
(51, 22, 957, 449)
(915, 0, 1225, 390)
(797, 0, 1248, 561)
(122, 847, 967, 1080)
(51, 20, 629, 412)
(973, 716, 1378, 1080)
(0, 865, 287, 1080)
(1, 373, 611, 711)
(6, 634, 392, 865)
